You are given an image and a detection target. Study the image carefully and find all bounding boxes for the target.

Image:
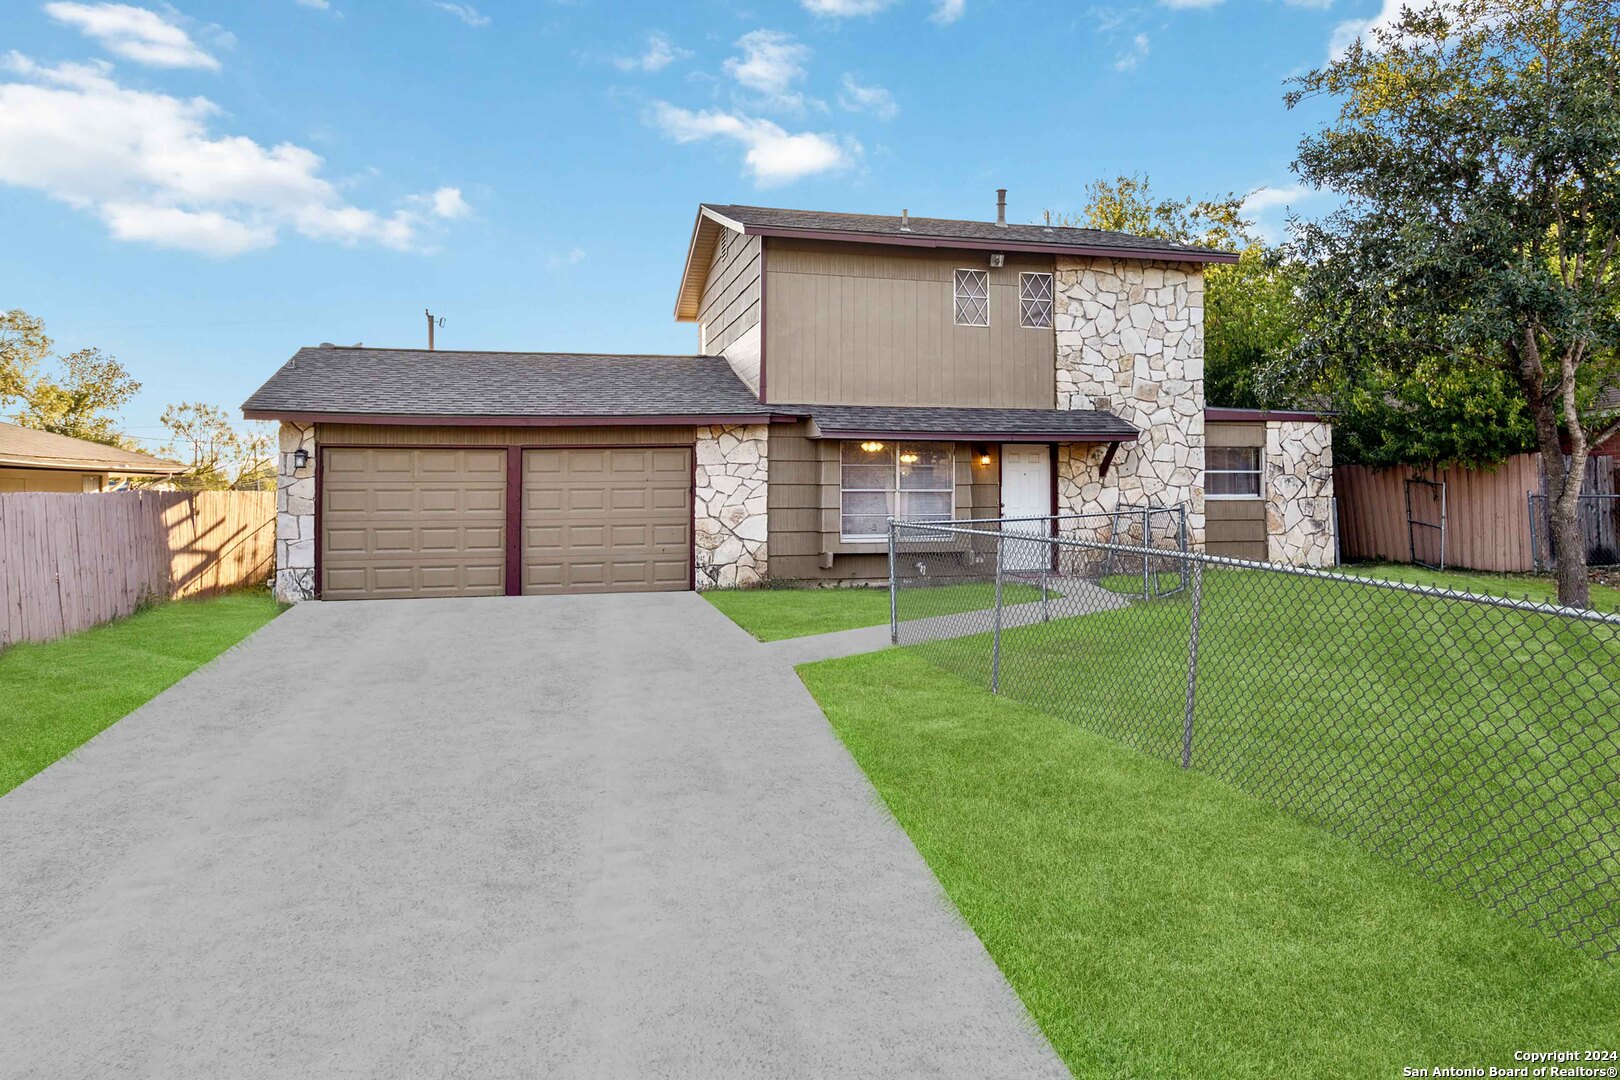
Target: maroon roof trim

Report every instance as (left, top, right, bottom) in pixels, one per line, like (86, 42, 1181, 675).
(241, 410, 786, 427)
(811, 428, 1137, 443)
(1205, 407, 1335, 423)
(740, 224, 1240, 265)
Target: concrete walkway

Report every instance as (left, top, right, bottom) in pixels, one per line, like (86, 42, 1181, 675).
(0, 594, 1067, 1080)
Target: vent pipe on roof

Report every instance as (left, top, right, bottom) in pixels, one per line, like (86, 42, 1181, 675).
(996, 188, 1007, 227)
(900, 208, 910, 232)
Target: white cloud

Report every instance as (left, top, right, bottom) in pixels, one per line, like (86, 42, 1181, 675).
(1283, 0, 1334, 9)
(648, 102, 858, 186)
(1160, 0, 1225, 9)
(838, 74, 898, 120)
(44, 3, 221, 70)
(800, 0, 897, 15)
(547, 247, 586, 268)
(434, 3, 490, 28)
(613, 32, 690, 73)
(429, 186, 470, 219)
(723, 30, 811, 110)
(1241, 183, 1319, 243)
(1327, 0, 1408, 58)
(1114, 32, 1150, 70)
(0, 54, 461, 256)
(294, 0, 330, 8)
(930, 0, 966, 24)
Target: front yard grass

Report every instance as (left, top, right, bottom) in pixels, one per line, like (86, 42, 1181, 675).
(1339, 560, 1620, 611)
(704, 581, 1042, 641)
(799, 647, 1620, 1078)
(0, 590, 283, 797)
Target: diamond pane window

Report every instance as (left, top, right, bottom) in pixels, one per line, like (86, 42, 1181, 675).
(1019, 272, 1053, 328)
(953, 269, 989, 326)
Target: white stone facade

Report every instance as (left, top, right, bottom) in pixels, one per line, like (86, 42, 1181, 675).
(274, 421, 316, 602)
(1266, 420, 1335, 567)
(1053, 257, 1205, 547)
(694, 424, 768, 589)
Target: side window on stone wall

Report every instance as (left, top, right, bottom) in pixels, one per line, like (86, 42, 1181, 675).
(1019, 272, 1053, 328)
(953, 269, 989, 326)
(1205, 446, 1262, 498)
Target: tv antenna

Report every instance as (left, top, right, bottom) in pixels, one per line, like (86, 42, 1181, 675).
(425, 309, 446, 350)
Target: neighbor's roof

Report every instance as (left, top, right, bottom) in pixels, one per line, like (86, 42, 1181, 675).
(0, 420, 182, 475)
(799, 403, 1138, 443)
(241, 346, 776, 424)
(676, 202, 1240, 320)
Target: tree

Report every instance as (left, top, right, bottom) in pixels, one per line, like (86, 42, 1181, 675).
(156, 402, 275, 491)
(0, 309, 49, 404)
(15, 346, 141, 447)
(1286, 0, 1620, 606)
(1051, 175, 1305, 409)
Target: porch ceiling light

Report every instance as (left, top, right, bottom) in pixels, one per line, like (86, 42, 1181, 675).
(899, 452, 919, 464)
(860, 441, 885, 453)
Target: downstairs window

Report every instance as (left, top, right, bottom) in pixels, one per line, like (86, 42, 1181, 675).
(1205, 446, 1263, 498)
(840, 441, 955, 541)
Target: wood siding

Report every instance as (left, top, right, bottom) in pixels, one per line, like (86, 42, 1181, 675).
(0, 490, 275, 648)
(315, 424, 695, 448)
(698, 230, 762, 392)
(0, 467, 103, 492)
(1205, 420, 1267, 558)
(765, 421, 1000, 582)
(762, 238, 1055, 409)
(1335, 453, 1543, 572)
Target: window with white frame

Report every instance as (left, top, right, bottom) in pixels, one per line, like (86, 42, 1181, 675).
(840, 441, 954, 540)
(953, 269, 989, 326)
(1019, 272, 1053, 328)
(1205, 446, 1263, 498)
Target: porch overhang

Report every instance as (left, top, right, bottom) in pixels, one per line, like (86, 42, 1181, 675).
(796, 404, 1138, 444)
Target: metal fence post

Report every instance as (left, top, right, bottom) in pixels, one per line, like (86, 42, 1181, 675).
(1177, 505, 1189, 592)
(887, 518, 899, 645)
(1142, 506, 1152, 598)
(991, 532, 1005, 694)
(1181, 558, 1204, 769)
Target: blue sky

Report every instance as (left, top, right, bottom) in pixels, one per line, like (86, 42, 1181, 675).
(0, 0, 1392, 450)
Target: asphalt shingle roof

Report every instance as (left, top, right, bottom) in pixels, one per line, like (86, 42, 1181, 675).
(703, 203, 1236, 262)
(242, 347, 773, 419)
(801, 403, 1138, 441)
(0, 420, 181, 474)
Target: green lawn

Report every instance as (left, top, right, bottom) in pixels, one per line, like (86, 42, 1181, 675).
(1339, 560, 1620, 611)
(900, 567, 1620, 956)
(800, 648, 1620, 1078)
(704, 581, 1043, 641)
(0, 590, 284, 797)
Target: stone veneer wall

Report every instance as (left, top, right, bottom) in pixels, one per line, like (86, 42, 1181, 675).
(274, 421, 317, 602)
(1266, 420, 1335, 567)
(1053, 258, 1205, 547)
(694, 424, 768, 589)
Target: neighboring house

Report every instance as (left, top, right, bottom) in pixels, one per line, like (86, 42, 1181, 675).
(0, 420, 182, 492)
(244, 195, 1335, 603)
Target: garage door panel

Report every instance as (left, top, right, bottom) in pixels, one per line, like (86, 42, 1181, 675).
(521, 447, 692, 595)
(321, 448, 506, 600)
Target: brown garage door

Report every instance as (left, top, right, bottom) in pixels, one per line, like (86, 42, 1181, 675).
(522, 447, 691, 594)
(321, 447, 506, 599)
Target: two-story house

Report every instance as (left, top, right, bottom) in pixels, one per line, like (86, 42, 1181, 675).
(245, 195, 1335, 602)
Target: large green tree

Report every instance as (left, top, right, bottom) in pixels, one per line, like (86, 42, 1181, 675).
(0, 309, 49, 404)
(1287, 0, 1620, 605)
(1053, 175, 1304, 409)
(15, 346, 141, 447)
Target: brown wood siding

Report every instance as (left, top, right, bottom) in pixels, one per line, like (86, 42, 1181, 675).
(0, 467, 103, 492)
(765, 421, 998, 582)
(698, 231, 761, 356)
(762, 238, 1055, 409)
(1206, 498, 1267, 560)
(1207, 421, 1265, 448)
(316, 424, 695, 447)
(1335, 453, 1543, 572)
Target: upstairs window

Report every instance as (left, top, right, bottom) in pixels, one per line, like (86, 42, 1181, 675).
(1205, 446, 1263, 498)
(841, 441, 955, 541)
(1019, 272, 1053, 328)
(953, 269, 989, 326)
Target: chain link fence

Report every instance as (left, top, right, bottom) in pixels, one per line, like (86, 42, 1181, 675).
(888, 515, 1620, 960)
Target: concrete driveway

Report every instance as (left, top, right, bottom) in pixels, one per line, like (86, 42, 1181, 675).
(0, 594, 1066, 1079)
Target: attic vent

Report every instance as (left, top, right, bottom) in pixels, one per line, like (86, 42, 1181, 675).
(718, 229, 733, 262)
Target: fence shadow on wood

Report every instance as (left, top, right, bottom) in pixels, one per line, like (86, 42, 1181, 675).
(0, 490, 276, 648)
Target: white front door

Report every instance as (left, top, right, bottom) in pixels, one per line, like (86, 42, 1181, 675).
(1000, 444, 1051, 572)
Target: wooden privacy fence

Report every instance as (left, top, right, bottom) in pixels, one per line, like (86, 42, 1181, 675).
(0, 490, 275, 648)
(1335, 453, 1544, 573)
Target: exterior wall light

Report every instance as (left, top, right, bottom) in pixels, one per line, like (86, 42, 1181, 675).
(860, 441, 885, 453)
(292, 448, 311, 470)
